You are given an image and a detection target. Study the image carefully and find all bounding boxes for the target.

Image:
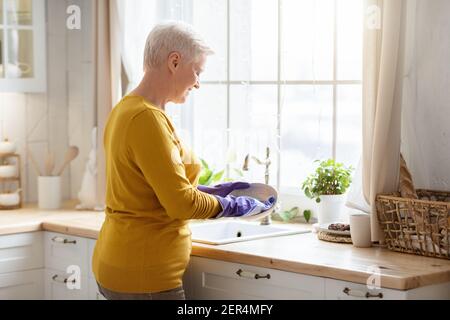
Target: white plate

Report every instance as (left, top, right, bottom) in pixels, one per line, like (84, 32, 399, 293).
(228, 183, 278, 222)
(318, 223, 351, 236)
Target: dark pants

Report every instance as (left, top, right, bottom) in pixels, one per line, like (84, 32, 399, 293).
(97, 282, 186, 300)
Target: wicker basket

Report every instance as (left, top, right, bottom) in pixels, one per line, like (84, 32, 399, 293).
(376, 189, 450, 259)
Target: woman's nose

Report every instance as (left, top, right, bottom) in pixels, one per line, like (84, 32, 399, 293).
(194, 81, 200, 89)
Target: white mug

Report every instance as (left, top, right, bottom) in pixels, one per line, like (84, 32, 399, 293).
(38, 176, 61, 210)
(349, 213, 372, 248)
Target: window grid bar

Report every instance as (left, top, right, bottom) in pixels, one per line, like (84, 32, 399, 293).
(332, 0, 338, 160)
(2, 0, 8, 78)
(201, 80, 362, 85)
(226, 0, 231, 180)
(276, 0, 282, 189)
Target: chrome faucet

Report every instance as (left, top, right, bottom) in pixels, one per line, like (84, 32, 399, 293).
(243, 147, 272, 225)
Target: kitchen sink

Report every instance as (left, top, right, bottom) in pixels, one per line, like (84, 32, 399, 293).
(189, 220, 311, 245)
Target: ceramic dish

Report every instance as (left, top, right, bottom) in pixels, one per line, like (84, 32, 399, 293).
(318, 223, 351, 236)
(0, 165, 17, 178)
(229, 183, 278, 222)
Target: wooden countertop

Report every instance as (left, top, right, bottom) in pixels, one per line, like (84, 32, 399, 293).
(1, 204, 450, 290)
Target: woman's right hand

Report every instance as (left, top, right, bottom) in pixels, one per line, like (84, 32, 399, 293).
(213, 195, 276, 218)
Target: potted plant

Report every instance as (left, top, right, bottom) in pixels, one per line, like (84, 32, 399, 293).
(301, 159, 353, 225)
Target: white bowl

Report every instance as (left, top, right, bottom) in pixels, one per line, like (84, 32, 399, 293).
(0, 165, 18, 178)
(229, 183, 278, 221)
(0, 140, 17, 154)
(0, 193, 20, 206)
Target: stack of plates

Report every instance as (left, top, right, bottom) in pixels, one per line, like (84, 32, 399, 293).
(316, 223, 351, 236)
(229, 183, 278, 222)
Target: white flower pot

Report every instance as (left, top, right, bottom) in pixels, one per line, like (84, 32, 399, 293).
(317, 194, 346, 225)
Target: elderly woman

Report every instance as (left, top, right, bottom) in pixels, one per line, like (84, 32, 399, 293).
(92, 22, 274, 300)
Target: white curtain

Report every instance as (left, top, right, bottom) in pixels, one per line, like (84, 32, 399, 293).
(350, 0, 410, 242)
(93, 0, 122, 207)
(401, 0, 450, 191)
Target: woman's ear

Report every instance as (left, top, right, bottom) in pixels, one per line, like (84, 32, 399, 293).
(168, 52, 181, 74)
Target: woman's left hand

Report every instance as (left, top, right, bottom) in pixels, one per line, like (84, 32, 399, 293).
(197, 181, 250, 197)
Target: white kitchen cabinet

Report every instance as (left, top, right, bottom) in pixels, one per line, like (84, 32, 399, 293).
(0, 0, 46, 92)
(185, 256, 325, 300)
(186, 256, 450, 300)
(45, 232, 89, 278)
(0, 231, 44, 273)
(44, 268, 88, 300)
(0, 232, 44, 299)
(325, 278, 450, 300)
(0, 269, 43, 299)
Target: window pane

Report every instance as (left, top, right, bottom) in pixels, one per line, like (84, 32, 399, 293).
(282, 0, 334, 81)
(193, 0, 227, 81)
(336, 85, 362, 168)
(230, 0, 278, 81)
(0, 31, 3, 78)
(337, 0, 363, 80)
(280, 85, 333, 189)
(7, 0, 32, 25)
(191, 85, 228, 171)
(230, 85, 278, 184)
(7, 29, 33, 78)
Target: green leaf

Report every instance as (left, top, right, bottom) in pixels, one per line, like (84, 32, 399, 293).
(211, 170, 225, 184)
(200, 159, 209, 170)
(303, 210, 312, 223)
(199, 168, 213, 185)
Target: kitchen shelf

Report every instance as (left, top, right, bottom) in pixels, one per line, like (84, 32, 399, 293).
(0, 154, 22, 210)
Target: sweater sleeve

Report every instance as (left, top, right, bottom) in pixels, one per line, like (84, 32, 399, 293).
(126, 109, 221, 220)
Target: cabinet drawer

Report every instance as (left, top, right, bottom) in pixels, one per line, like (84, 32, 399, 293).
(0, 232, 44, 273)
(325, 279, 406, 300)
(189, 257, 325, 300)
(45, 268, 89, 300)
(0, 269, 44, 300)
(45, 232, 89, 277)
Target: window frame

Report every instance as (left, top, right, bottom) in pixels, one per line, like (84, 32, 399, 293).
(195, 0, 362, 196)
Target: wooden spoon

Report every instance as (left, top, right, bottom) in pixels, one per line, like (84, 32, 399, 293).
(45, 152, 55, 176)
(56, 146, 79, 176)
(26, 146, 42, 176)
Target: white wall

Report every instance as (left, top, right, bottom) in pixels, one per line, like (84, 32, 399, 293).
(0, 0, 95, 203)
(402, 0, 450, 191)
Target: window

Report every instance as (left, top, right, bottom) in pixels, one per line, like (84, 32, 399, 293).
(0, 0, 46, 92)
(128, 0, 363, 195)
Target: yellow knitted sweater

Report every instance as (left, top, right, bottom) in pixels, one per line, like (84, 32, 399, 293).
(92, 95, 220, 293)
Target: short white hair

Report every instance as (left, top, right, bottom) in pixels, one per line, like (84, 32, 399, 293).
(143, 21, 214, 70)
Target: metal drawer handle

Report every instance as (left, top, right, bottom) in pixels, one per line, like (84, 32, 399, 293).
(52, 236, 77, 244)
(236, 269, 271, 280)
(343, 287, 383, 299)
(52, 274, 77, 284)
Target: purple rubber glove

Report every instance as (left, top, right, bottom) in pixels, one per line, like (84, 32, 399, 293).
(197, 181, 251, 198)
(214, 195, 276, 219)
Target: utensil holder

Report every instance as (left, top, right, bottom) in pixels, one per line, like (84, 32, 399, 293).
(38, 176, 61, 210)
